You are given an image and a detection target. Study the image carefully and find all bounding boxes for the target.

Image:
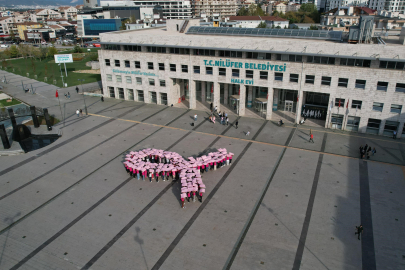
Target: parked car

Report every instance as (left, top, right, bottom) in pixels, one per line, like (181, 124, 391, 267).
(0, 44, 9, 48)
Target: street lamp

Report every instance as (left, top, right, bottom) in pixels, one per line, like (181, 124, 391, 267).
(78, 79, 87, 115)
(58, 63, 64, 87)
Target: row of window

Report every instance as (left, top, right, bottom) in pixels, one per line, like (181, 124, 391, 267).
(102, 44, 405, 70)
(334, 98, 402, 113)
(107, 74, 166, 87)
(106, 59, 405, 92)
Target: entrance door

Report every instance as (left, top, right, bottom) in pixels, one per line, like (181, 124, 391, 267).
(285, 101, 293, 112)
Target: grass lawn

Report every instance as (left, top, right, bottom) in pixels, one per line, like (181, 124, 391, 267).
(0, 98, 21, 107)
(0, 48, 101, 88)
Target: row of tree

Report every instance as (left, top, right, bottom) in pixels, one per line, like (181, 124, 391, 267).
(2, 45, 59, 61)
(237, 3, 321, 24)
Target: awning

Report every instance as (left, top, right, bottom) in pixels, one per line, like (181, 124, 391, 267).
(255, 98, 267, 104)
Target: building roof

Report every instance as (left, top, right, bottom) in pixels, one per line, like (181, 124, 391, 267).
(357, 6, 376, 15)
(15, 22, 41, 26)
(58, 6, 71, 10)
(229, 16, 288, 22)
(48, 24, 65, 29)
(46, 18, 67, 22)
(0, 16, 11, 21)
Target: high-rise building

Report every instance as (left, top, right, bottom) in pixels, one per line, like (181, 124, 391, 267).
(192, 0, 238, 17)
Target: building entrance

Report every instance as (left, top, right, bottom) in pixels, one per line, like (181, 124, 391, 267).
(285, 100, 294, 112)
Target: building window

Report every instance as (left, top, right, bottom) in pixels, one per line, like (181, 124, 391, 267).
(147, 62, 154, 70)
(219, 50, 242, 58)
(338, 78, 348, 88)
(149, 78, 155, 86)
(109, 86, 115, 98)
(340, 58, 371, 68)
(194, 66, 200, 74)
(170, 64, 176, 72)
(367, 118, 381, 134)
(379, 61, 405, 70)
(290, 74, 299, 83)
(159, 63, 165, 71)
(260, 71, 268, 80)
(114, 60, 120, 67)
(169, 47, 190, 54)
(335, 98, 345, 107)
(377, 81, 388, 91)
(193, 49, 215, 56)
(305, 75, 315, 84)
(246, 70, 253, 79)
(146, 46, 166, 53)
(123, 45, 141, 51)
(105, 59, 110, 66)
(116, 75, 122, 82)
(126, 76, 132, 83)
(206, 67, 213, 75)
(124, 60, 130, 68)
(396, 83, 405, 93)
(105, 44, 120, 50)
(136, 77, 142, 85)
(276, 54, 302, 62)
(275, 72, 283, 81)
(372, 102, 384, 112)
(247, 52, 271, 60)
(232, 69, 239, 77)
(346, 116, 360, 131)
(321, 76, 331, 86)
(391, 104, 402, 113)
(219, 68, 226, 76)
(355, 79, 366, 89)
(160, 80, 166, 87)
(107, 74, 112, 81)
(307, 56, 335, 65)
(181, 65, 188, 73)
(135, 61, 141, 69)
(352, 100, 362, 109)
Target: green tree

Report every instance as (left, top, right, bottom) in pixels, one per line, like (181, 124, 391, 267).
(309, 25, 318, 30)
(303, 15, 315, 24)
(47, 46, 58, 57)
(9, 31, 15, 42)
(130, 15, 136, 23)
(237, 6, 248, 16)
(9, 45, 18, 58)
(3, 48, 11, 59)
(256, 21, 267, 28)
(299, 3, 317, 13)
(119, 19, 129, 30)
(73, 45, 83, 53)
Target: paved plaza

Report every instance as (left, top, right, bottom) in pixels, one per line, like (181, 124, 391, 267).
(0, 70, 405, 270)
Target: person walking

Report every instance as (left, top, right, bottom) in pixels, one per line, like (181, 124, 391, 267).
(79, 109, 83, 116)
(194, 114, 197, 121)
(309, 133, 314, 143)
(76, 86, 79, 94)
(101, 96, 104, 102)
(246, 131, 250, 136)
(226, 117, 229, 126)
(364, 144, 368, 152)
(393, 130, 397, 139)
(359, 145, 364, 159)
(67, 92, 70, 99)
(235, 120, 239, 129)
(355, 225, 363, 240)
(372, 147, 376, 156)
(214, 105, 218, 115)
(210, 102, 213, 111)
(367, 150, 371, 159)
(76, 109, 80, 117)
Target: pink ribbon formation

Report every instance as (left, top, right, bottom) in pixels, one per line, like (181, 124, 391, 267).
(123, 148, 234, 200)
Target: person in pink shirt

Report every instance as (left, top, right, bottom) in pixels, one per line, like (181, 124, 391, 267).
(155, 171, 159, 183)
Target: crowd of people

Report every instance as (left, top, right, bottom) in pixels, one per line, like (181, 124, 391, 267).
(359, 144, 376, 159)
(123, 148, 234, 209)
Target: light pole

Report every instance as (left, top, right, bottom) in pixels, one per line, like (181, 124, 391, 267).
(78, 79, 87, 115)
(58, 63, 64, 87)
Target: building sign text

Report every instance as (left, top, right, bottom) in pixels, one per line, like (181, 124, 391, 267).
(203, 59, 286, 72)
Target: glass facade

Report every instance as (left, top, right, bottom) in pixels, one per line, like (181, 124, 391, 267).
(83, 19, 121, 36)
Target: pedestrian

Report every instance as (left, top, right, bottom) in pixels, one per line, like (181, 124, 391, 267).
(221, 116, 224, 125)
(76, 109, 80, 117)
(309, 133, 314, 143)
(148, 170, 153, 183)
(367, 151, 371, 159)
(199, 189, 205, 203)
(218, 111, 222, 118)
(393, 130, 397, 139)
(359, 145, 364, 159)
(76, 86, 79, 94)
(67, 92, 70, 99)
(194, 114, 197, 121)
(214, 105, 218, 114)
(364, 144, 368, 152)
(372, 147, 376, 156)
(355, 225, 363, 240)
(79, 109, 83, 116)
(212, 115, 216, 124)
(101, 96, 104, 102)
(246, 131, 250, 136)
(181, 194, 186, 208)
(226, 117, 229, 125)
(367, 146, 371, 153)
(235, 120, 239, 129)
(224, 112, 227, 118)
(210, 102, 213, 111)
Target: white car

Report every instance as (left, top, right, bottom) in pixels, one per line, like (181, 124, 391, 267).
(0, 44, 9, 48)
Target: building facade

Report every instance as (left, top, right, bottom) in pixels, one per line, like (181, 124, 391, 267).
(192, 0, 238, 17)
(98, 19, 405, 137)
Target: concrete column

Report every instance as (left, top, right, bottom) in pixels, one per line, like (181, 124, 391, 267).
(189, 80, 196, 109)
(378, 119, 385, 136)
(357, 114, 368, 133)
(247, 86, 253, 108)
(397, 122, 404, 139)
(266, 87, 274, 120)
(296, 90, 303, 124)
(157, 92, 162, 105)
(239, 84, 246, 116)
(201, 81, 206, 102)
(224, 84, 228, 105)
(213, 82, 221, 112)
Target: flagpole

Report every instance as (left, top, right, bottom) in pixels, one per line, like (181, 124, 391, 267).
(56, 90, 64, 127)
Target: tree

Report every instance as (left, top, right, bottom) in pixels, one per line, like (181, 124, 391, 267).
(9, 45, 18, 58)
(309, 25, 318, 30)
(3, 48, 11, 59)
(47, 46, 58, 57)
(9, 31, 15, 42)
(73, 45, 83, 53)
(130, 15, 136, 23)
(299, 3, 317, 13)
(257, 21, 267, 28)
(119, 19, 130, 30)
(237, 6, 248, 16)
(303, 16, 315, 24)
